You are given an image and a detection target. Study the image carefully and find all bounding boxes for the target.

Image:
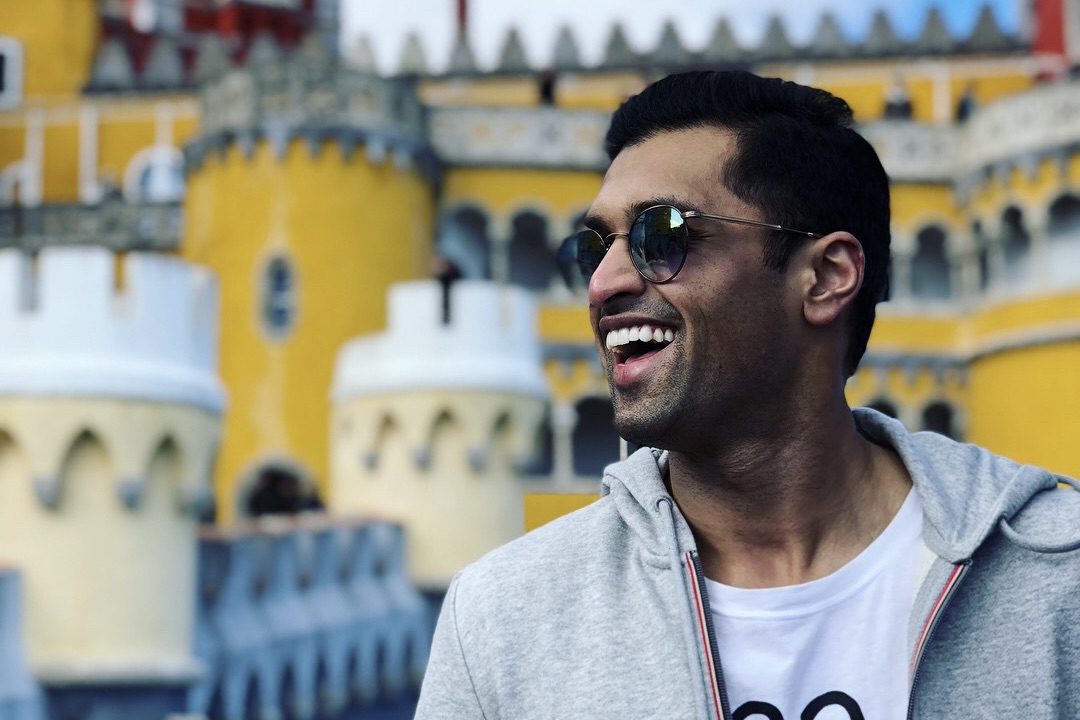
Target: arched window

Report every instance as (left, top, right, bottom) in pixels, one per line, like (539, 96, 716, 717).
(508, 211, 557, 291)
(123, 146, 185, 203)
(260, 255, 297, 337)
(436, 206, 490, 280)
(866, 398, 898, 419)
(571, 397, 620, 477)
(241, 460, 321, 518)
(556, 211, 590, 293)
(910, 225, 951, 299)
(1000, 206, 1030, 287)
(972, 220, 990, 291)
(922, 401, 956, 439)
(1047, 194, 1080, 287)
(519, 414, 554, 477)
(0, 37, 24, 110)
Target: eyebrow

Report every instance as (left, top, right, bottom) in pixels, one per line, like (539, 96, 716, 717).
(583, 195, 702, 235)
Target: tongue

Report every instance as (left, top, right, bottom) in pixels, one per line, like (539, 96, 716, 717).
(621, 344, 665, 364)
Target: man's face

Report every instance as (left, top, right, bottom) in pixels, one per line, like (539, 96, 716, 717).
(585, 126, 804, 452)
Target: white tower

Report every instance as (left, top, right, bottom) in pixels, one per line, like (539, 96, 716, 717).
(0, 247, 223, 711)
(330, 280, 549, 590)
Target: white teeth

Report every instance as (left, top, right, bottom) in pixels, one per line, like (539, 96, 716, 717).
(604, 325, 676, 350)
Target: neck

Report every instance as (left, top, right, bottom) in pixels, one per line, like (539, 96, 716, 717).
(667, 402, 911, 588)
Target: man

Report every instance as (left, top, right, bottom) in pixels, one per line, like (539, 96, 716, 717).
(415, 71, 1080, 719)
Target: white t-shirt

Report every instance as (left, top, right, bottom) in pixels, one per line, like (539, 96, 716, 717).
(706, 489, 923, 720)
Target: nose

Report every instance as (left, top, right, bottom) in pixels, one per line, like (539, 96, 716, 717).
(587, 235, 648, 308)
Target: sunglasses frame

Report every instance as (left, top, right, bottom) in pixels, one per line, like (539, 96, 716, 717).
(569, 204, 824, 284)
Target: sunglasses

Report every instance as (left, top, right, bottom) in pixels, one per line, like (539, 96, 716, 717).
(561, 204, 823, 284)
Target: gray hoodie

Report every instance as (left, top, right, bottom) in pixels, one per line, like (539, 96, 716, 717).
(415, 409, 1080, 719)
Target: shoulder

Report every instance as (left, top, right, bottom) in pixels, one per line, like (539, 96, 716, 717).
(1002, 478, 1080, 555)
(452, 495, 622, 605)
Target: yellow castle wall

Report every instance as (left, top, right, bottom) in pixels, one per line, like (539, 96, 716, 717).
(0, 123, 25, 173)
(0, 0, 97, 99)
(967, 291, 1080, 478)
(183, 138, 435, 521)
(891, 183, 965, 232)
(42, 122, 79, 202)
(0, 97, 200, 204)
(442, 166, 601, 221)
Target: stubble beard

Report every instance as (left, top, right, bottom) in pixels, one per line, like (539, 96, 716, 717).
(607, 363, 688, 452)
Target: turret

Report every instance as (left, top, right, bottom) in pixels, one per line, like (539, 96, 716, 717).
(0, 246, 222, 715)
(182, 39, 439, 522)
(330, 280, 549, 590)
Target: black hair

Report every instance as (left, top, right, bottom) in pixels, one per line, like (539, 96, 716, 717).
(606, 70, 890, 376)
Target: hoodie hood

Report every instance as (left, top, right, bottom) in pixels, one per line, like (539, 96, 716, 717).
(854, 407, 1080, 561)
(600, 448, 699, 563)
(598, 408, 1079, 565)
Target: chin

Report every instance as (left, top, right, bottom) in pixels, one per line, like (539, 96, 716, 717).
(614, 411, 674, 451)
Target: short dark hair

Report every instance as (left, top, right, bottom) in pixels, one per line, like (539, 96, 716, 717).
(605, 70, 890, 376)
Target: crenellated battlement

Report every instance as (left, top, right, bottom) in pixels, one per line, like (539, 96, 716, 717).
(185, 42, 438, 180)
(348, 5, 1021, 76)
(0, 247, 224, 413)
(332, 280, 549, 402)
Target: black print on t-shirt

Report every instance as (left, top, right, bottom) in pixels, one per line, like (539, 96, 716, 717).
(733, 691, 864, 720)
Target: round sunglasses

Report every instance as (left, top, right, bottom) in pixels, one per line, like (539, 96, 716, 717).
(563, 204, 823, 284)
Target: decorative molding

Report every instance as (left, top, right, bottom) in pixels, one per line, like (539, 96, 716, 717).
(0, 201, 183, 252)
(429, 107, 609, 170)
(31, 475, 60, 509)
(187, 67, 438, 181)
(859, 121, 957, 182)
(0, 247, 224, 413)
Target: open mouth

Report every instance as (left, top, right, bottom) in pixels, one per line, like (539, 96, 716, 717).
(605, 324, 675, 363)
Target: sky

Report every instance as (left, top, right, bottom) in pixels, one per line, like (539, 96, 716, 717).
(341, 0, 1022, 74)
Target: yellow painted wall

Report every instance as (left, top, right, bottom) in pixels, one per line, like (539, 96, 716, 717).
(868, 314, 962, 354)
(0, 124, 25, 170)
(967, 284, 1080, 465)
(0, 0, 98, 98)
(42, 122, 78, 202)
(98, 118, 157, 188)
(537, 304, 592, 344)
(891, 183, 964, 230)
(183, 138, 435, 521)
(442, 166, 601, 220)
(969, 339, 1080, 479)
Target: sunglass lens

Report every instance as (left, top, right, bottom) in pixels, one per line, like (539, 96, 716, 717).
(630, 206, 687, 282)
(574, 229, 608, 280)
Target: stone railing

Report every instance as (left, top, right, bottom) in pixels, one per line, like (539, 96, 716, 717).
(858, 121, 957, 182)
(429, 107, 610, 170)
(188, 516, 431, 720)
(0, 569, 45, 720)
(0, 201, 183, 252)
(957, 78, 1080, 176)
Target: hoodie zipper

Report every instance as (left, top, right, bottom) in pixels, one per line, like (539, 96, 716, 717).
(685, 550, 731, 720)
(906, 560, 970, 720)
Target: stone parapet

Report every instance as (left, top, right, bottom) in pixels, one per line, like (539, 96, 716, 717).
(189, 517, 429, 719)
(333, 280, 549, 401)
(0, 247, 223, 413)
(0, 201, 183, 253)
(429, 106, 610, 170)
(187, 63, 438, 181)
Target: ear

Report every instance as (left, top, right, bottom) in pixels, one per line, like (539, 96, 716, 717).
(802, 232, 864, 327)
